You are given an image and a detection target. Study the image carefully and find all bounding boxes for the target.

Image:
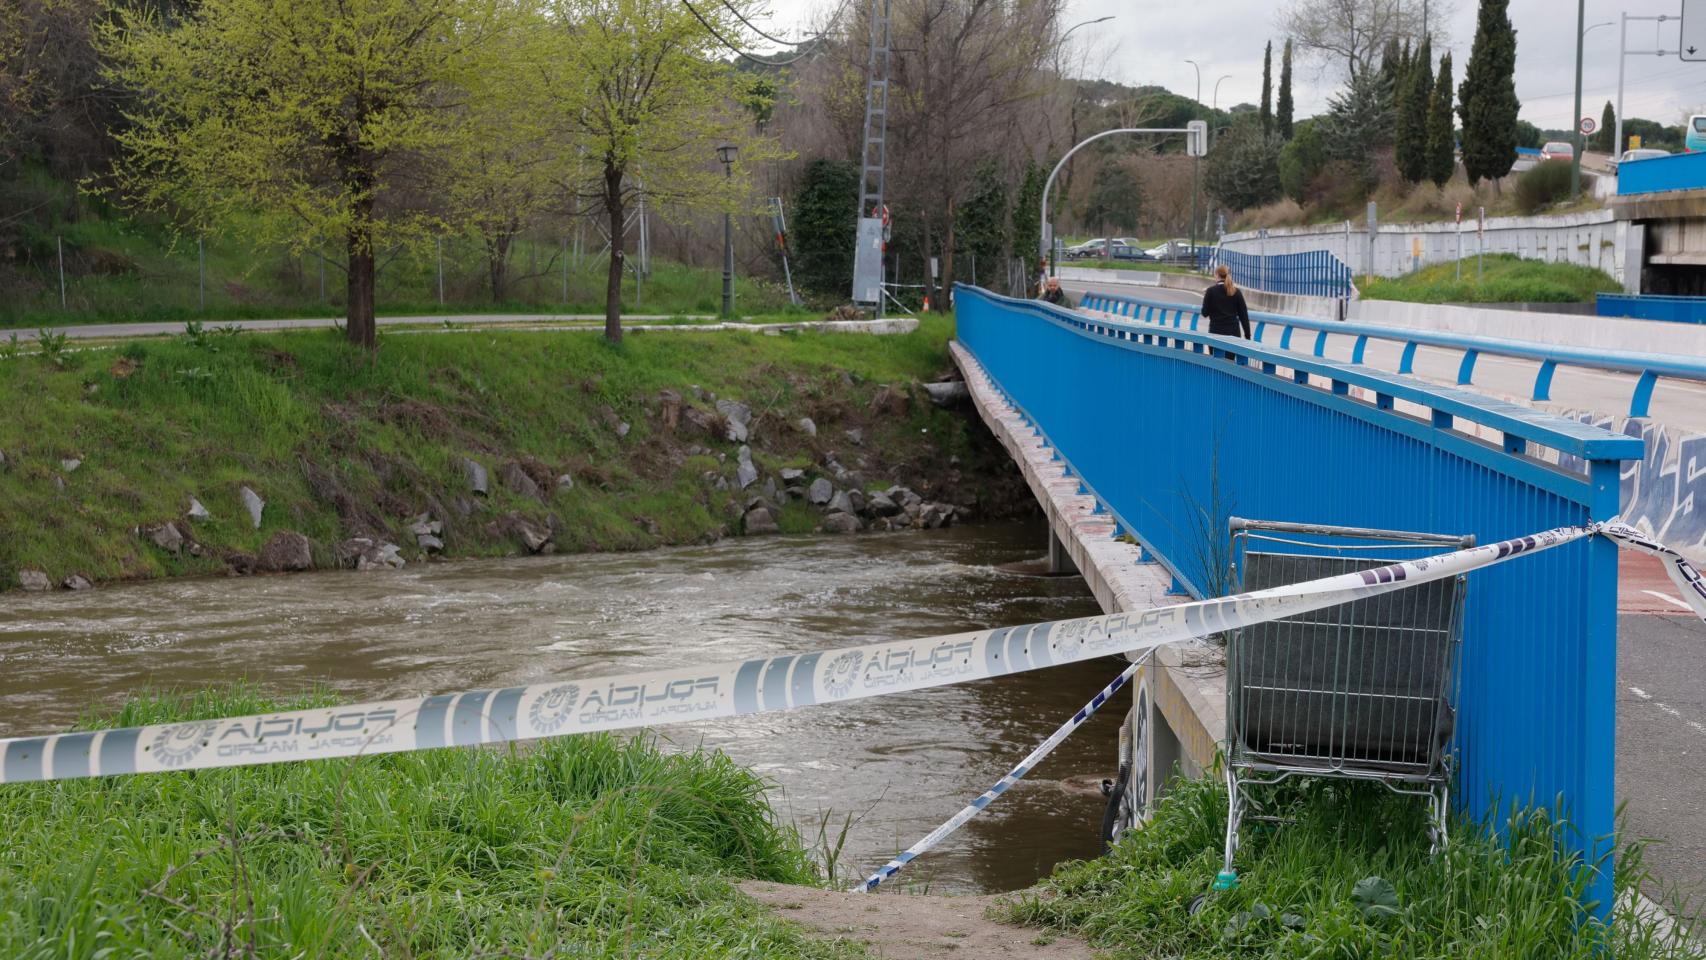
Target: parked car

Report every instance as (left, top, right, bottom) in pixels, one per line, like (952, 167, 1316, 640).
(1109, 244, 1155, 261)
(1146, 239, 1202, 261)
(1540, 140, 1574, 161)
(1687, 115, 1706, 153)
(1064, 238, 1109, 259)
(1611, 147, 1672, 170)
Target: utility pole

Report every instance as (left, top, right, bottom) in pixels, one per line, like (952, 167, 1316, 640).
(1571, 0, 1586, 199)
(851, 0, 892, 311)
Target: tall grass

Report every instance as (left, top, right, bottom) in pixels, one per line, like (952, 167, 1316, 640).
(0, 689, 864, 958)
(1001, 773, 1702, 959)
(1359, 253, 1621, 304)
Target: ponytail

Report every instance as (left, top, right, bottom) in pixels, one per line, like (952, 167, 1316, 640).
(1216, 264, 1237, 297)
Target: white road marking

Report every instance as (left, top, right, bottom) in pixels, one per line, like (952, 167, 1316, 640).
(1644, 589, 1696, 612)
(1629, 685, 1706, 736)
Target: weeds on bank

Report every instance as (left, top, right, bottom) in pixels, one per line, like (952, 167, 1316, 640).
(1001, 774, 1702, 959)
(0, 688, 867, 958)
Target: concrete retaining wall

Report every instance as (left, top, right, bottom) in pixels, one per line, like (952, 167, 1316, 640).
(1155, 272, 1344, 320)
(1218, 209, 1641, 292)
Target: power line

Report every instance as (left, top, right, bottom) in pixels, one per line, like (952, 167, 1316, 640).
(681, 0, 843, 68)
(717, 0, 809, 48)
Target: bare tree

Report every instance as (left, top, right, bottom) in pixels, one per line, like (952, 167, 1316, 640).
(1278, 0, 1453, 82)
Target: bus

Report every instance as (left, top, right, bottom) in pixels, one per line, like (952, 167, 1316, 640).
(1686, 115, 1706, 153)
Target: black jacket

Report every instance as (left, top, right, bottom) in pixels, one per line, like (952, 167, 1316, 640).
(1042, 286, 1075, 309)
(1201, 283, 1251, 338)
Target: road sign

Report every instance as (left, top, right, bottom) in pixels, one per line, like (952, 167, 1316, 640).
(1579, 116, 1597, 136)
(1631, 134, 1644, 150)
(1685, 0, 1706, 60)
(1186, 120, 1208, 157)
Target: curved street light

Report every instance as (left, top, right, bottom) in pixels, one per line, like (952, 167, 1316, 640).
(1062, 15, 1115, 42)
(1184, 59, 1201, 104)
(1212, 74, 1233, 112)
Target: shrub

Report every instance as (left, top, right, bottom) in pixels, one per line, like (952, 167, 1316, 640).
(1515, 159, 1575, 214)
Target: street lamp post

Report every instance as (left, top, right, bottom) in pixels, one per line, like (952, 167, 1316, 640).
(1212, 74, 1232, 112)
(717, 144, 737, 319)
(1185, 60, 1202, 271)
(1061, 14, 1113, 42)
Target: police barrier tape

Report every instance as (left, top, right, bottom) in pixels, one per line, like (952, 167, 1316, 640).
(862, 651, 1154, 892)
(860, 520, 1706, 891)
(0, 521, 1700, 787)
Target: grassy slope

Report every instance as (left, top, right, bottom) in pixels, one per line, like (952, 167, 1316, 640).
(0, 315, 1014, 590)
(1359, 253, 1621, 304)
(0, 689, 864, 958)
(1003, 775, 1702, 960)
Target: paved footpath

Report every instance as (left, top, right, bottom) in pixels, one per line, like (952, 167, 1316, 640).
(6, 313, 918, 342)
(1062, 279, 1706, 434)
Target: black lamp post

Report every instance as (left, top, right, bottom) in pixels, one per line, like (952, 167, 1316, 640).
(717, 144, 738, 318)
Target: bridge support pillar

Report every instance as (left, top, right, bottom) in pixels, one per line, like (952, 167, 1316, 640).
(1047, 529, 1078, 576)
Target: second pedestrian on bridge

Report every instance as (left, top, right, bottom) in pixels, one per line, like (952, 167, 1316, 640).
(1202, 266, 1251, 341)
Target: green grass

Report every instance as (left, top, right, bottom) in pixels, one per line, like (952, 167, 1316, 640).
(0, 688, 864, 958)
(1000, 774, 1701, 959)
(1359, 254, 1622, 304)
(0, 168, 805, 328)
(0, 315, 1005, 590)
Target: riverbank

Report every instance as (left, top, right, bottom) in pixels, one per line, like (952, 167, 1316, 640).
(0, 688, 867, 958)
(0, 314, 1030, 592)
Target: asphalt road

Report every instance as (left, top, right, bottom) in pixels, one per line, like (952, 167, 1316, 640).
(1620, 607, 1706, 922)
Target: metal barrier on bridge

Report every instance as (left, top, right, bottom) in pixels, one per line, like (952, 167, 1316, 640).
(1212, 247, 1353, 299)
(1597, 292, 1706, 325)
(954, 282, 1642, 917)
(1075, 289, 1706, 418)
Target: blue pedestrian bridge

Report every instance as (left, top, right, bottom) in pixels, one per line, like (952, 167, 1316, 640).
(952, 283, 1643, 916)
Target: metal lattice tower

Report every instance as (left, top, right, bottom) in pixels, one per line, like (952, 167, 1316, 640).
(856, 0, 891, 227)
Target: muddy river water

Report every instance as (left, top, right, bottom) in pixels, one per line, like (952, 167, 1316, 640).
(0, 519, 1128, 894)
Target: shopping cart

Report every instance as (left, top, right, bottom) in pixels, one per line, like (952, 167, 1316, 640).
(1215, 517, 1473, 891)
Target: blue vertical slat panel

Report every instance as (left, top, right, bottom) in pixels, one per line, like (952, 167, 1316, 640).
(955, 285, 1636, 921)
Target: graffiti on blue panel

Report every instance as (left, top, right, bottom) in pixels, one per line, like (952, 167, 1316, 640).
(1560, 412, 1705, 562)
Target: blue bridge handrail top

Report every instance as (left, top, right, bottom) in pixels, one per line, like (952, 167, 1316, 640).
(956, 284, 1642, 462)
(1075, 288, 1706, 384)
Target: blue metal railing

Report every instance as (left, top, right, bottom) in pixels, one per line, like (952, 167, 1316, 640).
(1076, 290, 1706, 417)
(1214, 247, 1354, 299)
(956, 283, 1640, 919)
(1597, 292, 1706, 325)
(1616, 150, 1706, 196)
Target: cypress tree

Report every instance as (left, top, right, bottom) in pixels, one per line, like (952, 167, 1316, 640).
(1458, 0, 1521, 185)
(1278, 39, 1294, 139)
(1397, 37, 1433, 183)
(1426, 53, 1456, 185)
(1597, 101, 1616, 153)
(1260, 41, 1274, 136)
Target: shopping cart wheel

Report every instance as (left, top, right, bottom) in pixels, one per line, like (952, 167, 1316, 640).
(1099, 768, 1129, 853)
(1185, 893, 1210, 916)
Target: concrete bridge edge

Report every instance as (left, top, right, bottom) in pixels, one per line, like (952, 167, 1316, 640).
(948, 339, 1225, 819)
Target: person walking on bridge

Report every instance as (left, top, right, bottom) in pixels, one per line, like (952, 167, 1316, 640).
(1040, 276, 1075, 309)
(1202, 265, 1251, 340)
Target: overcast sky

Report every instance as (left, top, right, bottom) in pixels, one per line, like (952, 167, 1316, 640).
(760, 0, 1706, 130)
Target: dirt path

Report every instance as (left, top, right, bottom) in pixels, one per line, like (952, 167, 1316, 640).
(740, 881, 1099, 959)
